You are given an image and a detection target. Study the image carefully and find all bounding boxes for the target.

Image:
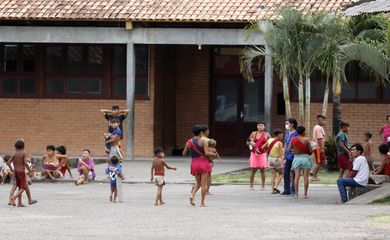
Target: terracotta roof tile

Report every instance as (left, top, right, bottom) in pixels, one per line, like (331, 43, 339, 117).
(0, 0, 359, 23)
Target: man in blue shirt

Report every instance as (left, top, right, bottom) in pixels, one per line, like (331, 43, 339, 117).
(282, 118, 298, 195)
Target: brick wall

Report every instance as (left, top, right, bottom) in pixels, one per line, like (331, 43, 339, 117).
(0, 46, 156, 158)
(175, 45, 210, 148)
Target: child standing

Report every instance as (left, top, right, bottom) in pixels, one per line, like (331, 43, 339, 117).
(105, 156, 125, 203)
(363, 132, 375, 170)
(266, 129, 285, 194)
(335, 121, 351, 178)
(150, 147, 177, 206)
(8, 140, 32, 207)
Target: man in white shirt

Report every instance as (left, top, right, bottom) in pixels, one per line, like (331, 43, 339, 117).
(336, 143, 369, 203)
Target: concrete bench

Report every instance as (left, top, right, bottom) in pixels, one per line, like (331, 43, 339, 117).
(31, 157, 107, 172)
(348, 184, 382, 200)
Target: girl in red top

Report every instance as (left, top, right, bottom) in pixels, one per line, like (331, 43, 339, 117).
(372, 144, 390, 176)
(246, 121, 271, 191)
(55, 146, 73, 179)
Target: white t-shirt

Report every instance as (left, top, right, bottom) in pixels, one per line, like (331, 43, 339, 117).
(312, 125, 325, 150)
(353, 156, 369, 186)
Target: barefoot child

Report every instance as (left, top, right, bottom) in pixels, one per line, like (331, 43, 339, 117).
(8, 140, 33, 207)
(75, 149, 96, 185)
(150, 147, 177, 206)
(55, 146, 73, 178)
(105, 156, 125, 202)
(2, 155, 12, 184)
(363, 132, 374, 170)
(43, 145, 60, 180)
(266, 129, 284, 194)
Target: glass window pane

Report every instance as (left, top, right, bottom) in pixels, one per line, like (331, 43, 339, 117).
(67, 79, 84, 94)
(2, 78, 17, 93)
(23, 45, 36, 72)
(113, 45, 126, 75)
(67, 46, 83, 74)
(46, 47, 63, 73)
(20, 78, 35, 94)
(214, 78, 237, 122)
(358, 82, 377, 99)
(135, 45, 148, 75)
(341, 83, 356, 99)
(4, 45, 18, 72)
(243, 78, 264, 122)
(87, 46, 103, 74)
(384, 87, 390, 100)
(47, 78, 64, 94)
(113, 78, 126, 97)
(86, 79, 101, 94)
(135, 76, 148, 97)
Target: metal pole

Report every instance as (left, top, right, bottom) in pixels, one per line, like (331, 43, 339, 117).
(125, 42, 136, 160)
(264, 45, 273, 131)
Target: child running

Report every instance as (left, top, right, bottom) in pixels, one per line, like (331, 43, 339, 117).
(150, 147, 177, 206)
(105, 156, 125, 203)
(7, 140, 34, 207)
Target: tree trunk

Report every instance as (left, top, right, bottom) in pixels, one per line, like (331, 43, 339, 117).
(282, 73, 292, 118)
(298, 74, 305, 125)
(332, 72, 342, 135)
(322, 78, 330, 117)
(305, 75, 311, 129)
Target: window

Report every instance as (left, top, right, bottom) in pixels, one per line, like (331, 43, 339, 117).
(0, 44, 37, 96)
(45, 45, 104, 96)
(112, 44, 150, 99)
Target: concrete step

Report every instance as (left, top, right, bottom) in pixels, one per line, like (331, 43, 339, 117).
(346, 183, 390, 205)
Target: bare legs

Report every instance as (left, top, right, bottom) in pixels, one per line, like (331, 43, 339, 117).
(271, 169, 283, 193)
(250, 168, 266, 191)
(190, 173, 209, 207)
(154, 186, 164, 206)
(294, 168, 310, 198)
(206, 173, 212, 195)
(312, 162, 324, 180)
(75, 166, 90, 185)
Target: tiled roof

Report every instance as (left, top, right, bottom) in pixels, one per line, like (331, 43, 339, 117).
(344, 0, 390, 16)
(0, 0, 359, 23)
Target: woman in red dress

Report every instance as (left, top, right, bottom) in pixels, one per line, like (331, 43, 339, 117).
(55, 146, 73, 178)
(183, 125, 216, 207)
(247, 121, 271, 191)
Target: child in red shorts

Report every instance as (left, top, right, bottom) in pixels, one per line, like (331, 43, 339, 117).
(335, 121, 352, 178)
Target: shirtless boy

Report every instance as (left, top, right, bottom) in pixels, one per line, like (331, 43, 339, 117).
(106, 118, 123, 160)
(150, 147, 177, 206)
(8, 140, 32, 207)
(43, 145, 60, 180)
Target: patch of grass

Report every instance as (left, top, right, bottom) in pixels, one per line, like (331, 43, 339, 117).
(369, 197, 390, 205)
(212, 169, 339, 185)
(370, 214, 390, 225)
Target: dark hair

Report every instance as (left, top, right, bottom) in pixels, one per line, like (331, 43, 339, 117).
(296, 126, 306, 135)
(55, 145, 66, 155)
(317, 115, 326, 119)
(110, 117, 119, 123)
(46, 145, 55, 151)
(192, 125, 202, 136)
(286, 118, 298, 129)
(351, 143, 364, 154)
(257, 121, 266, 126)
(386, 115, 390, 120)
(340, 121, 350, 128)
(4, 155, 11, 161)
(273, 128, 283, 136)
(154, 147, 164, 156)
(379, 144, 389, 155)
(110, 156, 119, 164)
(364, 132, 372, 139)
(15, 140, 25, 150)
(112, 105, 120, 110)
(199, 124, 209, 134)
(83, 149, 90, 154)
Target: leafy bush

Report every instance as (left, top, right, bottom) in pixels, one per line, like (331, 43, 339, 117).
(324, 135, 338, 171)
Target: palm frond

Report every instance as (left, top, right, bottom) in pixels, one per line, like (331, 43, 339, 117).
(240, 46, 265, 82)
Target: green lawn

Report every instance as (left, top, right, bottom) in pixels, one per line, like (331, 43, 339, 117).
(370, 214, 390, 226)
(212, 169, 339, 185)
(369, 197, 390, 205)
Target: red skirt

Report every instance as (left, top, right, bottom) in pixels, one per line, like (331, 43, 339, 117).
(191, 157, 212, 176)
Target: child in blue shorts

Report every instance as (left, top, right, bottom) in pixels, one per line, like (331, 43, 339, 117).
(105, 156, 125, 202)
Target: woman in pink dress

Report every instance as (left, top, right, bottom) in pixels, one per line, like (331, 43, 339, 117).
(183, 125, 216, 207)
(247, 121, 270, 191)
(379, 115, 390, 144)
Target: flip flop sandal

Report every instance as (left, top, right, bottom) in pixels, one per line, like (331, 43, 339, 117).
(29, 200, 38, 205)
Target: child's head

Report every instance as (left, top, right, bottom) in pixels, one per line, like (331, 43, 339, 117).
(340, 121, 350, 133)
(15, 139, 25, 150)
(4, 155, 11, 162)
(110, 117, 120, 129)
(387, 115, 390, 124)
(154, 147, 165, 158)
(199, 125, 209, 137)
(364, 132, 372, 141)
(257, 121, 266, 131)
(273, 129, 284, 140)
(82, 149, 90, 159)
(112, 105, 120, 115)
(317, 115, 326, 126)
(296, 126, 306, 136)
(46, 145, 55, 156)
(209, 139, 217, 148)
(378, 144, 389, 156)
(55, 145, 66, 155)
(351, 143, 364, 158)
(110, 156, 120, 165)
(192, 125, 202, 136)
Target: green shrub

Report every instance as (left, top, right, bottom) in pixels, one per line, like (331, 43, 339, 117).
(324, 135, 338, 171)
